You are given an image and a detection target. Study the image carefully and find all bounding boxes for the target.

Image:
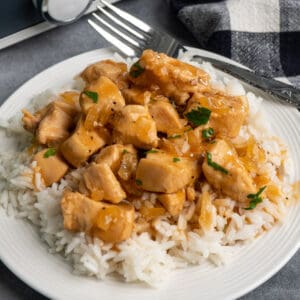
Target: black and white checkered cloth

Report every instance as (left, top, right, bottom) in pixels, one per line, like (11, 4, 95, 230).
(169, 0, 300, 87)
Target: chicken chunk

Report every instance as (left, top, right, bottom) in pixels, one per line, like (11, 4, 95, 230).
(157, 189, 185, 216)
(80, 59, 129, 90)
(36, 102, 75, 146)
(23, 92, 80, 145)
(117, 150, 138, 181)
(94, 144, 138, 182)
(94, 144, 136, 173)
(60, 118, 109, 167)
(80, 163, 126, 203)
(202, 139, 256, 202)
(185, 91, 248, 138)
(33, 149, 68, 187)
(122, 88, 153, 105)
(94, 202, 135, 243)
(61, 191, 134, 243)
(111, 105, 158, 149)
(136, 152, 199, 193)
(80, 76, 125, 123)
(60, 91, 81, 112)
(22, 107, 47, 133)
(148, 100, 185, 134)
(129, 49, 210, 105)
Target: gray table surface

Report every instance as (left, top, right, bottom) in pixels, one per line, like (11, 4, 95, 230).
(0, 0, 299, 299)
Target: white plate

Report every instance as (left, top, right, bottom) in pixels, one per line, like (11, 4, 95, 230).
(0, 47, 299, 300)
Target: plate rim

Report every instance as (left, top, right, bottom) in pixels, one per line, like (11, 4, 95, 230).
(0, 46, 299, 300)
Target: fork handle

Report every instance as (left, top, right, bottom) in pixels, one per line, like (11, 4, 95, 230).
(193, 55, 300, 108)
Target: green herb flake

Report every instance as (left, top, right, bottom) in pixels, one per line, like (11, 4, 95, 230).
(83, 90, 98, 103)
(167, 134, 182, 139)
(185, 107, 211, 127)
(244, 186, 267, 210)
(206, 152, 228, 174)
(173, 157, 181, 163)
(44, 148, 56, 158)
(202, 127, 215, 139)
(146, 149, 159, 154)
(130, 61, 145, 78)
(122, 149, 129, 154)
(135, 179, 143, 186)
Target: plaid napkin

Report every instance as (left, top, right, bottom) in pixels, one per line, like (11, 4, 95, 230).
(169, 0, 300, 87)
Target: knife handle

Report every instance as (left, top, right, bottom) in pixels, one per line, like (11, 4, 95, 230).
(193, 55, 300, 108)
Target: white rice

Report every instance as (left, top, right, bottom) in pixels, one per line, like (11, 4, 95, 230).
(0, 51, 294, 287)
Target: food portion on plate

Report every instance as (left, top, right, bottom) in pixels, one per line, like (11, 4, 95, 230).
(0, 49, 297, 286)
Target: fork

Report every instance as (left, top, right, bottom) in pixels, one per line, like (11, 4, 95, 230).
(88, 0, 300, 108)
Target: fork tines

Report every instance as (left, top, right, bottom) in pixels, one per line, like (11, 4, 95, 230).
(88, 0, 152, 57)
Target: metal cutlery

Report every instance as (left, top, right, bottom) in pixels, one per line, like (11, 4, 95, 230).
(89, 0, 300, 108)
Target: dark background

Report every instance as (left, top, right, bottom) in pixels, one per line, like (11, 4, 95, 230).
(0, 0, 43, 39)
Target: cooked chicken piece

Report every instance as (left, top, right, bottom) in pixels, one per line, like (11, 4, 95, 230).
(94, 202, 135, 243)
(186, 127, 206, 155)
(122, 88, 152, 105)
(60, 91, 81, 111)
(94, 144, 136, 173)
(185, 91, 248, 138)
(94, 142, 138, 182)
(111, 105, 158, 149)
(122, 88, 170, 106)
(148, 100, 185, 134)
(33, 149, 68, 187)
(117, 150, 138, 181)
(80, 59, 129, 89)
(157, 189, 185, 216)
(61, 191, 98, 232)
(139, 206, 166, 221)
(22, 107, 47, 133)
(80, 76, 125, 124)
(158, 126, 205, 157)
(158, 136, 187, 156)
(37, 102, 74, 146)
(80, 163, 126, 203)
(61, 191, 134, 243)
(129, 49, 210, 105)
(202, 139, 256, 202)
(118, 178, 143, 197)
(60, 118, 109, 167)
(136, 152, 199, 193)
(22, 92, 80, 143)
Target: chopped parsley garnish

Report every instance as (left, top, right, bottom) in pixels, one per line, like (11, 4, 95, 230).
(185, 107, 211, 127)
(130, 61, 145, 78)
(146, 149, 159, 154)
(83, 91, 98, 103)
(206, 152, 228, 174)
(44, 148, 56, 158)
(244, 186, 267, 210)
(135, 179, 143, 186)
(173, 157, 180, 163)
(122, 149, 129, 154)
(167, 134, 182, 139)
(202, 127, 215, 139)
